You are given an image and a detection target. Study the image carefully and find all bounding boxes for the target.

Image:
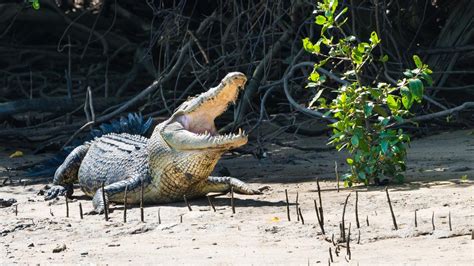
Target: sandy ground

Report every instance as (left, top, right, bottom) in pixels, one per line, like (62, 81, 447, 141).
(1, 129, 473, 264)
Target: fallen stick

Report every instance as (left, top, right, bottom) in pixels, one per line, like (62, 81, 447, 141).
(432, 211, 435, 231)
(180, 214, 183, 223)
(385, 187, 398, 230)
(366, 215, 369, 226)
(329, 247, 334, 263)
(285, 189, 291, 221)
(15, 205, 18, 216)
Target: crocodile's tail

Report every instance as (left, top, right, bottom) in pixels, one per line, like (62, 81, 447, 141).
(26, 113, 153, 177)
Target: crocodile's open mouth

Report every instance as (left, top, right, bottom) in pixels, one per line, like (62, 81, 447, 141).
(162, 72, 248, 150)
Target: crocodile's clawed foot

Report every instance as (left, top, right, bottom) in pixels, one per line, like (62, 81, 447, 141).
(89, 190, 108, 215)
(44, 185, 68, 200)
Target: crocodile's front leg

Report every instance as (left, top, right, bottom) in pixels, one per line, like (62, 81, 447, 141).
(196, 176, 267, 196)
(45, 144, 90, 200)
(88, 174, 150, 214)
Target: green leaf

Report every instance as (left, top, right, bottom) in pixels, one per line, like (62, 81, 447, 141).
(32, 0, 40, 10)
(351, 135, 359, 146)
(401, 95, 412, 110)
(408, 79, 424, 102)
(321, 24, 329, 35)
(393, 115, 404, 123)
(352, 52, 363, 65)
(421, 73, 433, 86)
(386, 95, 398, 110)
(400, 86, 413, 109)
(339, 93, 347, 104)
(343, 179, 350, 188)
(373, 105, 388, 117)
(364, 102, 374, 116)
(309, 71, 320, 82)
(381, 140, 389, 154)
(380, 54, 389, 63)
(358, 172, 367, 180)
(329, 0, 339, 13)
(346, 158, 354, 165)
(413, 55, 422, 68)
(379, 117, 390, 126)
(334, 7, 348, 22)
(315, 15, 327, 25)
(369, 31, 380, 45)
(302, 38, 319, 54)
(403, 70, 414, 78)
(309, 89, 325, 107)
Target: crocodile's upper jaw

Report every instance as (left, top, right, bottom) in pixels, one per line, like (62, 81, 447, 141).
(160, 72, 248, 151)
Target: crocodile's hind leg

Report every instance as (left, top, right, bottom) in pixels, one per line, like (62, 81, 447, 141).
(45, 144, 90, 200)
(195, 176, 268, 196)
(88, 174, 150, 214)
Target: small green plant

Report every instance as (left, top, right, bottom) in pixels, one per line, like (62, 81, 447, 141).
(303, 0, 432, 186)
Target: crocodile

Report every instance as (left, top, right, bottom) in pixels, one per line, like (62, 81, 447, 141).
(45, 72, 264, 213)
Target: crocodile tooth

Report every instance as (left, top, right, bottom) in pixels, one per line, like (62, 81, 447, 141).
(242, 130, 246, 136)
(238, 128, 242, 135)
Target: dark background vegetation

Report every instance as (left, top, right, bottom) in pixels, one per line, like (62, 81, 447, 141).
(0, 0, 472, 154)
